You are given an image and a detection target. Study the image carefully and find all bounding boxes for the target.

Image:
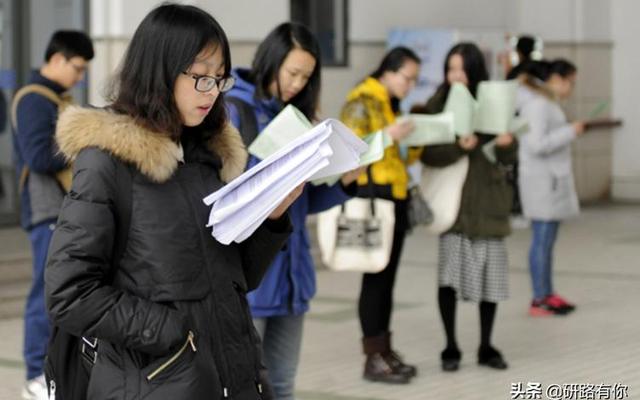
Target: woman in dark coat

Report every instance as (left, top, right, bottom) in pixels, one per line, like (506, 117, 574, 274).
(415, 43, 517, 373)
(45, 4, 301, 399)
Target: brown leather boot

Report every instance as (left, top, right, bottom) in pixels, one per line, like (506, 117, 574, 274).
(383, 332, 418, 378)
(362, 336, 411, 384)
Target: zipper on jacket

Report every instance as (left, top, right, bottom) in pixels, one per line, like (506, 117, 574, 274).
(48, 379, 56, 400)
(178, 172, 232, 397)
(146, 331, 196, 381)
(210, 297, 232, 398)
(234, 282, 264, 397)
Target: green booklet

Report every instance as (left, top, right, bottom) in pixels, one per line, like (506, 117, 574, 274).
(400, 112, 456, 146)
(589, 100, 610, 119)
(444, 82, 476, 137)
(248, 104, 313, 160)
(359, 130, 388, 165)
(474, 80, 518, 134)
(482, 116, 529, 163)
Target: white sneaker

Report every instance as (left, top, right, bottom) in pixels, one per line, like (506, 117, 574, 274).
(22, 374, 50, 400)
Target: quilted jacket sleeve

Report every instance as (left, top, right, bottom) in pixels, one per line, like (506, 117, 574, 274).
(45, 148, 187, 356)
(239, 213, 292, 292)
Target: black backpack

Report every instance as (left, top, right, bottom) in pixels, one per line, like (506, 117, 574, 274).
(226, 96, 259, 147)
(44, 159, 133, 400)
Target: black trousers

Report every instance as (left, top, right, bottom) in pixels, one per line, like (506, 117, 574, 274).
(358, 200, 408, 338)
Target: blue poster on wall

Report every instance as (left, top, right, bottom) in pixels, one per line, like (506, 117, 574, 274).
(388, 29, 455, 113)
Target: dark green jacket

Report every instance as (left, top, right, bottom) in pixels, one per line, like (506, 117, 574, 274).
(417, 86, 518, 238)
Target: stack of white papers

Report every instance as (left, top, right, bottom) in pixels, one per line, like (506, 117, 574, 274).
(248, 104, 394, 186)
(203, 119, 368, 244)
(312, 129, 393, 186)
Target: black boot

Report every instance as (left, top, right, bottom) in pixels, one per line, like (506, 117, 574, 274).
(478, 345, 508, 370)
(362, 336, 411, 384)
(440, 346, 462, 372)
(383, 332, 417, 378)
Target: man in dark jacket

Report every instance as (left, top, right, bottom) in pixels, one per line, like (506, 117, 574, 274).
(12, 30, 93, 400)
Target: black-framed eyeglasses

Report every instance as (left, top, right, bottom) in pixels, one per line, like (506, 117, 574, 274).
(398, 71, 418, 85)
(67, 60, 87, 74)
(182, 72, 235, 93)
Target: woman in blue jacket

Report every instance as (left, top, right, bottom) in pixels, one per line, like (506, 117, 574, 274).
(226, 22, 359, 400)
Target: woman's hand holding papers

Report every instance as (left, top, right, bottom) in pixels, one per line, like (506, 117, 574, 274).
(385, 119, 415, 141)
(268, 183, 305, 220)
(341, 166, 367, 186)
(572, 121, 585, 136)
(458, 134, 478, 150)
(495, 133, 515, 147)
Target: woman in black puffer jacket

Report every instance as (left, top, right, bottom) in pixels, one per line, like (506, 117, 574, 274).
(45, 4, 301, 400)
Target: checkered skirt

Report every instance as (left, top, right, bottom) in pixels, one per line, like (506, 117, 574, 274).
(438, 233, 509, 302)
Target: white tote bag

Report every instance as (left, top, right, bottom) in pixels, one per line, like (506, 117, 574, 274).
(420, 156, 469, 235)
(317, 197, 395, 273)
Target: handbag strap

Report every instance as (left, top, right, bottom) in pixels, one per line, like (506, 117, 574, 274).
(340, 166, 377, 217)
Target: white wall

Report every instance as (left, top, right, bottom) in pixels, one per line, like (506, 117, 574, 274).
(350, 0, 511, 42)
(30, 0, 86, 67)
(611, 0, 640, 200)
(350, 0, 610, 43)
(194, 0, 288, 41)
(90, 0, 287, 38)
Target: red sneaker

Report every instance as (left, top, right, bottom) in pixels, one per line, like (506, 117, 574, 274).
(528, 300, 555, 317)
(545, 294, 576, 312)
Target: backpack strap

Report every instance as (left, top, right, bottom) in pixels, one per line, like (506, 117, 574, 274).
(11, 84, 67, 130)
(226, 96, 259, 147)
(11, 84, 74, 193)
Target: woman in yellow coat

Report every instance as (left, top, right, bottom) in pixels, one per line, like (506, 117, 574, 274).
(340, 46, 422, 384)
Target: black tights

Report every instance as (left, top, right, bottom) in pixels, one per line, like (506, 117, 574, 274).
(358, 201, 407, 338)
(438, 286, 497, 350)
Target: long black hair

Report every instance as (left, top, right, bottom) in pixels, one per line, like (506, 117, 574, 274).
(439, 42, 489, 98)
(371, 46, 421, 79)
(250, 22, 321, 120)
(520, 60, 551, 81)
(548, 59, 577, 78)
(519, 58, 576, 97)
(370, 46, 421, 112)
(109, 3, 232, 140)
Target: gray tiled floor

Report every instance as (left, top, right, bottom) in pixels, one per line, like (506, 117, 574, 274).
(0, 203, 638, 399)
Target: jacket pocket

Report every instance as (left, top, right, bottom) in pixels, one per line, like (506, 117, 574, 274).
(549, 173, 579, 217)
(135, 330, 221, 400)
(485, 171, 513, 218)
(143, 331, 197, 382)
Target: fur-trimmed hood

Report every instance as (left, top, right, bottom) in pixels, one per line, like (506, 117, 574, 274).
(56, 106, 247, 183)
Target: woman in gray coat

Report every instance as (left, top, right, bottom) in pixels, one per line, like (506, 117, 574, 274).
(516, 59, 584, 317)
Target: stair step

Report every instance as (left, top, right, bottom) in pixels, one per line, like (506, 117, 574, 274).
(0, 281, 29, 320)
(0, 257, 32, 284)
